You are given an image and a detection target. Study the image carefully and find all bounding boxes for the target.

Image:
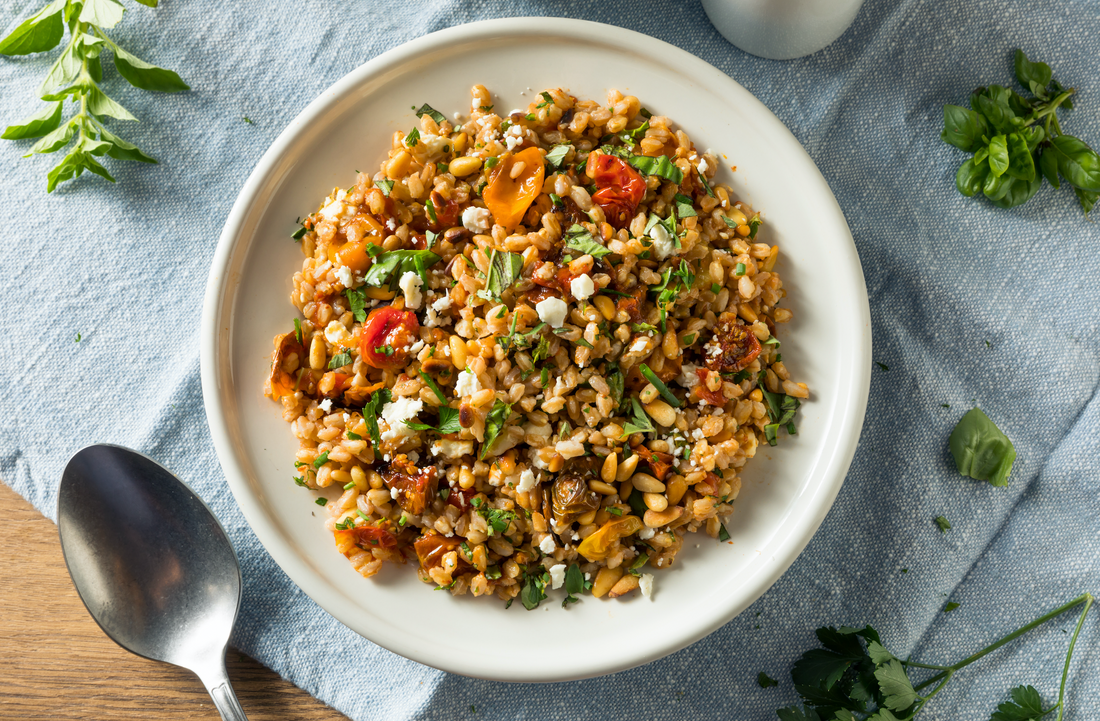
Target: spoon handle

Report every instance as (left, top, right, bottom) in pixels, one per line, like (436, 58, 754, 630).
(201, 664, 249, 721)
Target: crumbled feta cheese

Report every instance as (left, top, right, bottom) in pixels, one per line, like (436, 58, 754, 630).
(324, 320, 351, 345)
(408, 339, 425, 354)
(414, 133, 450, 161)
(335, 265, 355, 288)
(319, 199, 345, 221)
(455, 370, 482, 397)
(697, 156, 709, 174)
(385, 217, 396, 231)
(432, 295, 452, 312)
(704, 337, 722, 357)
(649, 221, 676, 260)
(630, 337, 649, 353)
(461, 206, 493, 233)
(516, 469, 537, 493)
(380, 397, 423, 444)
(390, 487, 399, 500)
(639, 573, 654, 599)
(677, 362, 700, 388)
(639, 526, 656, 540)
(549, 563, 567, 590)
(536, 297, 568, 328)
(398, 271, 423, 310)
(570, 273, 595, 300)
(318, 398, 332, 412)
(529, 447, 550, 470)
(538, 535, 556, 555)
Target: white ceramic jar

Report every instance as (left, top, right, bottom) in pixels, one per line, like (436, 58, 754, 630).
(702, 0, 866, 60)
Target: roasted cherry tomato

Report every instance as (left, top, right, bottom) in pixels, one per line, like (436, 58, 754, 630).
(334, 525, 398, 550)
(427, 190, 462, 231)
(335, 241, 373, 273)
(638, 450, 675, 482)
(586, 153, 646, 228)
(616, 285, 645, 323)
(693, 368, 727, 407)
(445, 486, 479, 511)
(413, 533, 469, 571)
(483, 146, 545, 231)
(265, 331, 307, 400)
(381, 455, 438, 515)
(577, 515, 643, 561)
(359, 306, 419, 369)
(703, 312, 762, 374)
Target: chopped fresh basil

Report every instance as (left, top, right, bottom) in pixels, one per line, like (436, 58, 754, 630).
(682, 333, 696, 346)
(935, 515, 952, 533)
(405, 127, 420, 147)
(345, 287, 368, 323)
(698, 170, 715, 197)
(414, 103, 446, 124)
(619, 120, 650, 145)
(314, 497, 326, 506)
(607, 507, 623, 516)
(480, 399, 513, 459)
(485, 156, 499, 169)
(425, 197, 437, 224)
(748, 213, 763, 239)
(418, 370, 446, 403)
(375, 179, 394, 196)
(545, 144, 572, 171)
(292, 225, 307, 241)
(293, 317, 303, 343)
(294, 475, 306, 487)
(599, 288, 631, 298)
(621, 396, 656, 437)
(627, 154, 683, 183)
(563, 223, 611, 259)
(477, 249, 524, 302)
(673, 193, 697, 218)
(346, 431, 362, 440)
(574, 337, 594, 350)
(627, 553, 649, 576)
(479, 104, 494, 112)
(607, 363, 624, 406)
(639, 363, 681, 408)
(363, 249, 441, 288)
(361, 388, 392, 448)
(718, 522, 731, 542)
(639, 107, 653, 119)
(485, 565, 503, 580)
(627, 488, 648, 517)
(424, 229, 438, 249)
(327, 351, 351, 369)
(536, 91, 554, 108)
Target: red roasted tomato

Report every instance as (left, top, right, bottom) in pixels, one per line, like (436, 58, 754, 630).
(359, 306, 419, 369)
(586, 153, 646, 228)
(413, 533, 470, 571)
(334, 525, 398, 550)
(381, 455, 438, 515)
(703, 313, 762, 374)
(445, 486, 479, 511)
(694, 368, 727, 407)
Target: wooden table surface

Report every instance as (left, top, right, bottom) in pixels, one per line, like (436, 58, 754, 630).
(0, 482, 347, 720)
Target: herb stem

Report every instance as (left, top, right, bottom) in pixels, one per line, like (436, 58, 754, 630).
(1055, 593, 1093, 721)
(904, 661, 951, 671)
(913, 593, 1093, 692)
(912, 669, 953, 719)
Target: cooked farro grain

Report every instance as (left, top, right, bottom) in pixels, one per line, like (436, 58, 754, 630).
(264, 85, 808, 609)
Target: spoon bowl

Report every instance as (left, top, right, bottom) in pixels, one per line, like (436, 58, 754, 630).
(58, 444, 248, 720)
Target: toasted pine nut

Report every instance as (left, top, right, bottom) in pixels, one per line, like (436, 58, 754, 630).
(615, 453, 639, 482)
(448, 155, 482, 177)
(630, 472, 665, 493)
(644, 506, 684, 528)
(619, 479, 634, 499)
(449, 335, 467, 370)
(590, 480, 618, 495)
(608, 573, 641, 598)
(643, 492, 668, 512)
(309, 336, 326, 370)
(510, 161, 527, 179)
(591, 566, 625, 598)
(666, 475, 688, 505)
(593, 294, 616, 320)
(350, 465, 368, 491)
(601, 452, 618, 483)
(642, 400, 676, 427)
(387, 150, 411, 179)
(639, 384, 659, 404)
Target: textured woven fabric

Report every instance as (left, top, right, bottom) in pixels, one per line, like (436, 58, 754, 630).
(2, 0, 1099, 718)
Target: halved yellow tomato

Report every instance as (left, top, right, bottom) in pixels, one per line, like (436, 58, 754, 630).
(482, 146, 545, 232)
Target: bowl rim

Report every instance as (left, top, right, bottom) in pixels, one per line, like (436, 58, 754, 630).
(200, 16, 871, 682)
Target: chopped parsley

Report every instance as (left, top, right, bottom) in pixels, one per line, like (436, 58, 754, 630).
(314, 497, 326, 506)
(404, 405, 461, 435)
(362, 249, 441, 288)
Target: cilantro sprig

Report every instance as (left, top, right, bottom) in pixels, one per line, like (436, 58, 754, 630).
(1, 0, 190, 192)
(776, 593, 1093, 721)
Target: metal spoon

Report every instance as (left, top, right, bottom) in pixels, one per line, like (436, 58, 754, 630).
(58, 444, 248, 721)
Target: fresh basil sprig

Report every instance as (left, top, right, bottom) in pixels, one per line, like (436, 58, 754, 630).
(941, 49, 1099, 216)
(1, 0, 189, 192)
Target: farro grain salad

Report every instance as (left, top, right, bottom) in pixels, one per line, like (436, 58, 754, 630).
(265, 85, 809, 609)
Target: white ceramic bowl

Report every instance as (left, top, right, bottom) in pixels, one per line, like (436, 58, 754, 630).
(201, 17, 870, 682)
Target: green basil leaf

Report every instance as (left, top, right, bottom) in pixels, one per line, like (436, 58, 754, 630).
(955, 158, 987, 197)
(564, 563, 584, 596)
(987, 135, 1009, 177)
(1020, 124, 1044, 153)
(975, 89, 1018, 135)
(1039, 147, 1060, 189)
(328, 351, 351, 369)
(345, 287, 368, 323)
(45, 147, 86, 192)
(363, 249, 441, 287)
(86, 86, 136, 121)
(1013, 49, 1052, 96)
(477, 249, 524, 301)
(37, 40, 84, 101)
(982, 172, 1011, 202)
(361, 388, 392, 448)
(24, 117, 76, 156)
(110, 42, 189, 92)
(607, 363, 624, 407)
(79, 0, 125, 28)
(414, 103, 446, 124)
(940, 104, 986, 152)
(948, 407, 1016, 487)
(1075, 187, 1097, 218)
(1049, 135, 1100, 192)
(375, 179, 394, 196)
(545, 143, 572, 171)
(989, 175, 1041, 209)
(96, 123, 157, 164)
(405, 127, 420, 147)
(0, 0, 66, 55)
(1004, 133, 1035, 181)
(627, 154, 683, 184)
(1, 101, 63, 140)
(480, 399, 513, 459)
(563, 223, 611, 259)
(673, 193, 697, 218)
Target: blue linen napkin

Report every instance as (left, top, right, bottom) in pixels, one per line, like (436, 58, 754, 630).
(2, 0, 1099, 718)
